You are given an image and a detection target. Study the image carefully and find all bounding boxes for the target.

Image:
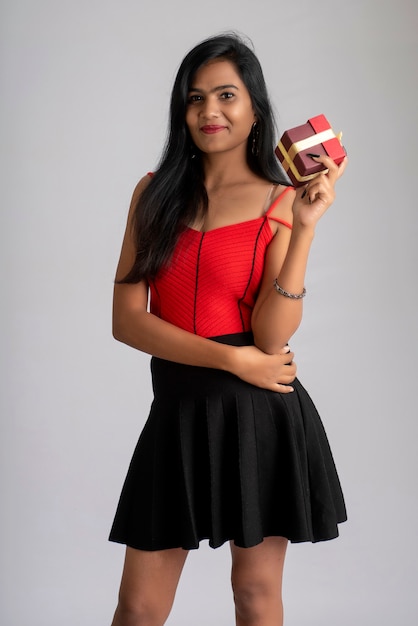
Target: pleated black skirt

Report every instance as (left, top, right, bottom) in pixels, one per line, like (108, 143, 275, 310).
(109, 333, 347, 550)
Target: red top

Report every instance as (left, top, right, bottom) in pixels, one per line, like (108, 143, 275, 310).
(149, 186, 293, 338)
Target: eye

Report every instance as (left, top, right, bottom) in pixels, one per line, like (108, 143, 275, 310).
(220, 92, 234, 100)
(187, 94, 203, 103)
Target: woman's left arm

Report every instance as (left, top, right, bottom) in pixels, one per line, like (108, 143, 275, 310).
(252, 155, 347, 354)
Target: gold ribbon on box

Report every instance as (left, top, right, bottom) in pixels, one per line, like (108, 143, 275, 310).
(279, 151, 327, 182)
(278, 129, 343, 182)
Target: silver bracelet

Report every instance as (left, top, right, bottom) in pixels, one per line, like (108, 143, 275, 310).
(273, 278, 306, 299)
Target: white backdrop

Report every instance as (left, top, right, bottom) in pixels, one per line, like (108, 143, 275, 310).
(1, 0, 417, 624)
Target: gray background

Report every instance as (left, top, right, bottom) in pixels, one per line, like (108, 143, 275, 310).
(1, 0, 417, 624)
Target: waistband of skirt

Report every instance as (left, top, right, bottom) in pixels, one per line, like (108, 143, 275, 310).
(207, 331, 254, 347)
(150, 332, 255, 398)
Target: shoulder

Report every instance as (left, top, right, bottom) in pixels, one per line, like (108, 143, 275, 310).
(266, 185, 295, 232)
(131, 173, 153, 204)
(124, 173, 153, 226)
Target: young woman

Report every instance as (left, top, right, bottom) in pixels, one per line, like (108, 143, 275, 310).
(109, 33, 347, 626)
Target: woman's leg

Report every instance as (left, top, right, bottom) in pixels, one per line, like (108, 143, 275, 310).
(230, 537, 288, 626)
(111, 546, 189, 626)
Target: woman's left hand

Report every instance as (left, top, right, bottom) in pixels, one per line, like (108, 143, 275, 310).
(292, 155, 348, 230)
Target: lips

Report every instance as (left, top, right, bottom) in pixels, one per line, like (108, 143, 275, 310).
(200, 125, 226, 134)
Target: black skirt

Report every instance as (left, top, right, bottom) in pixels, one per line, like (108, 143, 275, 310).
(109, 333, 347, 550)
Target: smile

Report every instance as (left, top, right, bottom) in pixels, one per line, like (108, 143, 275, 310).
(200, 125, 226, 134)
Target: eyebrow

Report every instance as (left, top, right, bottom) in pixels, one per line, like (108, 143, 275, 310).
(188, 84, 239, 93)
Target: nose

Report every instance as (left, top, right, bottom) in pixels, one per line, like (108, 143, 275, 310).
(200, 95, 220, 119)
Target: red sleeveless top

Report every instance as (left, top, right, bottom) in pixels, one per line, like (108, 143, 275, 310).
(149, 187, 293, 338)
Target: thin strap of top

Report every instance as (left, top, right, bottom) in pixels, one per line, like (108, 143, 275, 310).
(147, 173, 293, 229)
(264, 186, 293, 229)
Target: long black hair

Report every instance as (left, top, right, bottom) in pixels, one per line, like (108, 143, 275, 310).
(120, 33, 290, 283)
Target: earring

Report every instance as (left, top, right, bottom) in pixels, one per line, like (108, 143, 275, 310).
(251, 122, 259, 157)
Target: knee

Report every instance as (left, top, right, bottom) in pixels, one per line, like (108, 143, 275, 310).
(231, 576, 281, 622)
(113, 594, 169, 626)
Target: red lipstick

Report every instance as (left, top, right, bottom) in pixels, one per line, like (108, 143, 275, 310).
(200, 125, 226, 134)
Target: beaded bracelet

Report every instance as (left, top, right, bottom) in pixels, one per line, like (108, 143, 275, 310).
(273, 278, 306, 299)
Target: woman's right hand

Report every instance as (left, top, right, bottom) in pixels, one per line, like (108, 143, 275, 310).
(231, 345, 296, 393)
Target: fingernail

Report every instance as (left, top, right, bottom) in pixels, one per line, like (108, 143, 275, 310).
(301, 189, 307, 198)
(307, 153, 321, 158)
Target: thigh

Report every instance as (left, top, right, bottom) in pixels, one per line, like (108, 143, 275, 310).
(117, 546, 189, 612)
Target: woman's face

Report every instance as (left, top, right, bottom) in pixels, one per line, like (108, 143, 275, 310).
(185, 59, 256, 157)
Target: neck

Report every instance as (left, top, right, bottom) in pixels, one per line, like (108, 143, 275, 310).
(201, 148, 253, 189)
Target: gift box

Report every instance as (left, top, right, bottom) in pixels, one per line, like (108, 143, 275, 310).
(275, 114, 345, 187)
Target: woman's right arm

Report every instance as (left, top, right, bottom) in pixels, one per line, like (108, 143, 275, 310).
(112, 177, 296, 393)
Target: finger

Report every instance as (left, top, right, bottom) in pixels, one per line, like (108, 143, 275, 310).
(306, 185, 335, 207)
(336, 156, 348, 179)
(309, 154, 340, 184)
(299, 185, 309, 200)
(274, 351, 294, 363)
(282, 372, 296, 385)
(280, 351, 294, 365)
(286, 362, 297, 378)
(273, 383, 294, 394)
(305, 181, 334, 206)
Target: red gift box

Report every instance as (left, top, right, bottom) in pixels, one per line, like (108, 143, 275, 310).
(275, 114, 345, 186)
